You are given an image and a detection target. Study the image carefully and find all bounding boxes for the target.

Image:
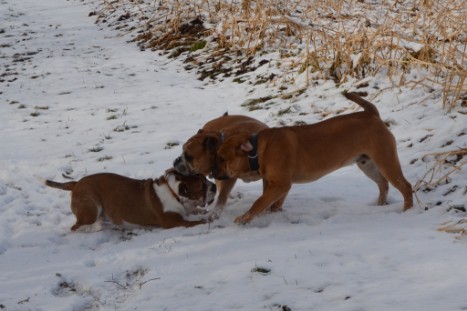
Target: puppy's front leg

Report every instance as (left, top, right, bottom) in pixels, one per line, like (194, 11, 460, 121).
(160, 212, 206, 228)
(235, 182, 291, 224)
(209, 178, 238, 221)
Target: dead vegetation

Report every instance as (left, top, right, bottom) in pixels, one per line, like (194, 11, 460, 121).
(93, 0, 466, 110)
(414, 148, 467, 189)
(413, 148, 467, 208)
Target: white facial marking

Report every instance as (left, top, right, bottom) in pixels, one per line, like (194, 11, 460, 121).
(153, 173, 209, 216)
(153, 177, 187, 216)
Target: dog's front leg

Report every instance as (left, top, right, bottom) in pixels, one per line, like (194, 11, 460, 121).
(235, 181, 291, 224)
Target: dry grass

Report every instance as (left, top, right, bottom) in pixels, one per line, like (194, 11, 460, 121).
(95, 0, 466, 110)
(413, 148, 467, 193)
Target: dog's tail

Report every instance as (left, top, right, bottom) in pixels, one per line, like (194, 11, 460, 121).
(44, 180, 77, 191)
(343, 92, 380, 117)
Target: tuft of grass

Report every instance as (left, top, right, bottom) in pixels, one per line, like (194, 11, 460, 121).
(232, 77, 246, 84)
(164, 141, 180, 149)
(190, 40, 206, 52)
(88, 146, 104, 153)
(251, 266, 271, 274)
(34, 105, 49, 110)
(113, 122, 130, 132)
(277, 107, 292, 116)
(241, 95, 275, 111)
(97, 155, 113, 162)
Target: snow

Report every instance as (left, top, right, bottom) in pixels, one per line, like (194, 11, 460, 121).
(1, 0, 466, 310)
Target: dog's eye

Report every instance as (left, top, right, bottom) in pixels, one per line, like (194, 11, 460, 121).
(184, 152, 194, 162)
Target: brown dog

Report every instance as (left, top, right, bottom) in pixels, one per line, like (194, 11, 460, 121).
(44, 169, 216, 231)
(214, 93, 413, 224)
(173, 113, 268, 217)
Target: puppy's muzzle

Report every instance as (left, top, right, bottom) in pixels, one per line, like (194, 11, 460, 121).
(173, 156, 191, 176)
(206, 183, 217, 205)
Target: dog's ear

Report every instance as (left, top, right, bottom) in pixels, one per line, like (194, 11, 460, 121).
(203, 136, 219, 152)
(240, 141, 253, 152)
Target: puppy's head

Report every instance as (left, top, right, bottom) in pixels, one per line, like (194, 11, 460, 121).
(173, 130, 220, 176)
(214, 131, 252, 180)
(166, 169, 217, 209)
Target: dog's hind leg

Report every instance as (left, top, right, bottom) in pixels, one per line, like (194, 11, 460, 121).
(367, 147, 413, 211)
(356, 155, 389, 205)
(70, 195, 100, 231)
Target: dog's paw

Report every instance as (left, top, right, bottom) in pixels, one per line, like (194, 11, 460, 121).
(234, 212, 253, 225)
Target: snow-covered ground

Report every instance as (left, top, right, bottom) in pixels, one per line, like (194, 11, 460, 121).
(1, 0, 466, 310)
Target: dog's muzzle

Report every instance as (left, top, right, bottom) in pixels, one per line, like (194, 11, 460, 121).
(173, 156, 190, 176)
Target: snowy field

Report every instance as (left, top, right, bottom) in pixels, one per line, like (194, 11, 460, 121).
(1, 0, 466, 310)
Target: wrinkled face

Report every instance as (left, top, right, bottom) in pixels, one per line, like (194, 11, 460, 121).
(214, 132, 252, 180)
(169, 171, 217, 209)
(173, 131, 219, 176)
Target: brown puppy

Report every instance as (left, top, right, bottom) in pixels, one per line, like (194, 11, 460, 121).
(173, 113, 268, 217)
(214, 93, 413, 224)
(45, 169, 216, 231)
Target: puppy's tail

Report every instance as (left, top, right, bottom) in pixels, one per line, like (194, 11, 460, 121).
(343, 92, 380, 117)
(44, 180, 77, 191)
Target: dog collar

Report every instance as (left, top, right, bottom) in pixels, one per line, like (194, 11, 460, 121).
(159, 172, 182, 203)
(248, 133, 259, 172)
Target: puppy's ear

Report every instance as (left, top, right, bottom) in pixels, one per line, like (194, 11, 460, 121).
(240, 141, 253, 152)
(203, 136, 219, 152)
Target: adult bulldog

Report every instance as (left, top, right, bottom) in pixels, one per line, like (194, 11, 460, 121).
(213, 93, 413, 224)
(174, 113, 268, 217)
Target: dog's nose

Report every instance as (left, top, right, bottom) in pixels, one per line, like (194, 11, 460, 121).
(173, 156, 181, 167)
(173, 157, 187, 175)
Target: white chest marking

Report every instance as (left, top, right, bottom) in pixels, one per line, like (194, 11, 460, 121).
(152, 181, 187, 216)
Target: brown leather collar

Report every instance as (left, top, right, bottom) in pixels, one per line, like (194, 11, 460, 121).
(156, 171, 181, 203)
